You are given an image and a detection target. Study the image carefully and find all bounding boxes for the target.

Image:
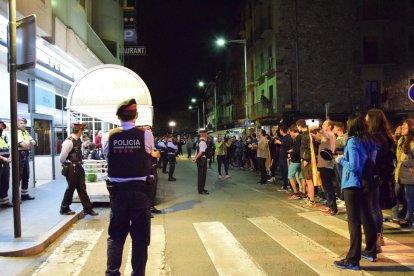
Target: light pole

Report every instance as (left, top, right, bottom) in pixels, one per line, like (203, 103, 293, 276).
(191, 98, 205, 128)
(188, 106, 200, 130)
(198, 81, 217, 132)
(216, 38, 248, 126)
(168, 121, 176, 134)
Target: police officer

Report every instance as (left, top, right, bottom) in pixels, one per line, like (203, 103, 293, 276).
(145, 126, 162, 214)
(103, 98, 160, 276)
(167, 135, 178, 181)
(193, 129, 209, 195)
(17, 118, 36, 200)
(158, 136, 168, 173)
(59, 123, 98, 216)
(0, 121, 12, 208)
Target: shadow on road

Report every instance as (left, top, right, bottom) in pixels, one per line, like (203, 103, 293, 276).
(163, 200, 200, 214)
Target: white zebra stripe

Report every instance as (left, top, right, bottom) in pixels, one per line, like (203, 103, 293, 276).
(32, 229, 103, 276)
(193, 221, 266, 276)
(248, 216, 370, 276)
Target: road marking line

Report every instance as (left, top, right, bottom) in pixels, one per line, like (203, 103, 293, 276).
(193, 221, 266, 276)
(124, 224, 166, 276)
(32, 229, 103, 276)
(298, 211, 414, 270)
(248, 216, 370, 275)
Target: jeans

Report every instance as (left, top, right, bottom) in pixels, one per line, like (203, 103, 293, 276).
(217, 155, 228, 175)
(344, 187, 377, 262)
(319, 167, 337, 212)
(279, 155, 289, 188)
(258, 157, 267, 184)
(371, 186, 383, 234)
(392, 182, 407, 219)
(404, 185, 414, 224)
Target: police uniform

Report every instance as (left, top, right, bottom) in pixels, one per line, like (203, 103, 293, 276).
(158, 138, 168, 173)
(103, 98, 154, 276)
(0, 121, 12, 208)
(17, 118, 36, 200)
(195, 131, 209, 194)
(59, 123, 97, 216)
(167, 138, 178, 181)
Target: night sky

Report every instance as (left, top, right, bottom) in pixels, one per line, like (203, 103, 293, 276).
(128, 0, 240, 133)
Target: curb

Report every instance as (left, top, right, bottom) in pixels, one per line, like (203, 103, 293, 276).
(0, 207, 84, 257)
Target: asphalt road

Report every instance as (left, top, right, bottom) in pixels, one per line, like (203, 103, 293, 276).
(7, 154, 414, 275)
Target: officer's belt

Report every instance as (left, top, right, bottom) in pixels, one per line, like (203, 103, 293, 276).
(106, 180, 146, 190)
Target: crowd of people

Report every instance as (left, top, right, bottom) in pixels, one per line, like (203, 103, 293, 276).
(152, 108, 413, 271)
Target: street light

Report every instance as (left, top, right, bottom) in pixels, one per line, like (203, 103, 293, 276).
(216, 38, 248, 126)
(198, 81, 217, 132)
(188, 106, 200, 130)
(191, 97, 205, 128)
(168, 121, 176, 134)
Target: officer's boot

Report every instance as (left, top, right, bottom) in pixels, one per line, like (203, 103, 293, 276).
(106, 239, 124, 276)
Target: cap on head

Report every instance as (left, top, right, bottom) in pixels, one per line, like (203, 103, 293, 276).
(199, 129, 208, 134)
(72, 123, 86, 132)
(116, 98, 137, 116)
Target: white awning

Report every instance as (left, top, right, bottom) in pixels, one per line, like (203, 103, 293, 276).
(67, 64, 153, 126)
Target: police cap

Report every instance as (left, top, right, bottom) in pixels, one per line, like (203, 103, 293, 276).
(198, 129, 208, 134)
(116, 98, 137, 116)
(72, 123, 86, 131)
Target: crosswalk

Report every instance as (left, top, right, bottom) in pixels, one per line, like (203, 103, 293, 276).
(31, 212, 414, 275)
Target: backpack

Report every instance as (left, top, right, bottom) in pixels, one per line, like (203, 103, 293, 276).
(360, 152, 381, 194)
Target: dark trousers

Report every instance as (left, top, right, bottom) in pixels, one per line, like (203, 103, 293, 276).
(186, 147, 192, 158)
(0, 163, 10, 201)
(168, 155, 176, 177)
(161, 153, 168, 173)
(392, 182, 407, 219)
(150, 165, 158, 207)
(106, 188, 151, 276)
(319, 167, 337, 212)
(344, 187, 377, 262)
(270, 157, 278, 177)
(279, 155, 289, 188)
(258, 157, 267, 184)
(217, 155, 228, 175)
(197, 158, 207, 193)
(18, 150, 30, 195)
(61, 164, 93, 211)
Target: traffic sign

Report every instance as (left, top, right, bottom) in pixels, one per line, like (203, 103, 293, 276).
(409, 84, 414, 102)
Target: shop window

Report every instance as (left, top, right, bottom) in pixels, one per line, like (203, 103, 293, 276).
(363, 36, 379, 64)
(17, 82, 28, 104)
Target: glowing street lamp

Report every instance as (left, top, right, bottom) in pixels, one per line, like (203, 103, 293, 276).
(198, 80, 217, 132)
(168, 121, 176, 134)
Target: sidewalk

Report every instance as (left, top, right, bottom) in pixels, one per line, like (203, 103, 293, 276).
(0, 179, 84, 257)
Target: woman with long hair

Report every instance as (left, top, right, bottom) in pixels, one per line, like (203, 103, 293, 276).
(366, 109, 396, 252)
(395, 119, 414, 228)
(334, 113, 378, 270)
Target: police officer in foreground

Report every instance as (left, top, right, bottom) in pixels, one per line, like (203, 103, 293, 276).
(0, 121, 12, 208)
(59, 123, 98, 216)
(193, 129, 209, 195)
(103, 98, 160, 276)
(17, 118, 36, 200)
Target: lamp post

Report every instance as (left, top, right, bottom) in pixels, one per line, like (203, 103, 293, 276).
(198, 81, 217, 132)
(168, 121, 176, 134)
(216, 38, 248, 126)
(188, 106, 200, 130)
(191, 98, 205, 128)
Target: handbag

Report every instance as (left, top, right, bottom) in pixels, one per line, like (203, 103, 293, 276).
(399, 149, 414, 184)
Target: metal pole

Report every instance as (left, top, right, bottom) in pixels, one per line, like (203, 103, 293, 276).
(8, 0, 21, 238)
(243, 41, 248, 122)
(294, 0, 300, 112)
(214, 85, 217, 132)
(202, 100, 205, 129)
(197, 108, 200, 130)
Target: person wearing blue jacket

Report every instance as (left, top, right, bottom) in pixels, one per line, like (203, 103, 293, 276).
(334, 113, 378, 270)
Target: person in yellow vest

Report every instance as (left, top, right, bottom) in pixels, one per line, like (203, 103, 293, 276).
(17, 118, 36, 200)
(0, 121, 12, 208)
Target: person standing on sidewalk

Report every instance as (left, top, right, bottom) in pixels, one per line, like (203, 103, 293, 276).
(103, 98, 159, 276)
(275, 125, 292, 190)
(257, 129, 269, 184)
(0, 121, 12, 208)
(186, 135, 193, 158)
(167, 136, 178, 181)
(215, 135, 230, 179)
(193, 129, 209, 194)
(59, 123, 98, 216)
(17, 118, 36, 200)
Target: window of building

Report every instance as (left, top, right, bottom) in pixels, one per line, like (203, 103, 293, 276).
(250, 60, 254, 82)
(268, 45, 273, 70)
(363, 36, 379, 64)
(17, 82, 28, 104)
(362, 0, 379, 19)
(409, 34, 414, 52)
(260, 52, 265, 73)
(365, 80, 381, 108)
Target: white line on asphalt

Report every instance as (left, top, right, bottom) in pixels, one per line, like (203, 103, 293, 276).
(32, 229, 104, 276)
(248, 216, 371, 276)
(193, 221, 266, 276)
(124, 224, 167, 276)
(298, 211, 414, 270)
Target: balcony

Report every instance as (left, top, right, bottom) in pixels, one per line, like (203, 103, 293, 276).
(250, 100, 278, 119)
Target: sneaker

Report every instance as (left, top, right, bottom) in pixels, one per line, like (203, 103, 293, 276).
(277, 187, 289, 192)
(319, 198, 327, 204)
(60, 209, 76, 215)
(301, 193, 307, 199)
(361, 251, 376, 262)
(319, 206, 330, 212)
(21, 194, 35, 200)
(225, 175, 231, 179)
(288, 194, 301, 200)
(302, 201, 316, 208)
(334, 259, 360, 270)
(323, 210, 338, 216)
(218, 175, 223, 179)
(150, 207, 162, 214)
(267, 177, 275, 183)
